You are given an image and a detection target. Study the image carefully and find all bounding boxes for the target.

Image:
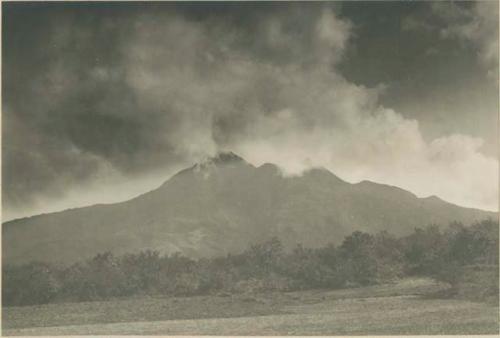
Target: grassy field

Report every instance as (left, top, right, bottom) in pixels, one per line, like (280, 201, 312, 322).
(3, 278, 498, 335)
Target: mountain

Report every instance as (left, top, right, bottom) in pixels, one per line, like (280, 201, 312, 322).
(3, 152, 496, 265)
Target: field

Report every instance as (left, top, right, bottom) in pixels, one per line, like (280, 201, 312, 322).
(3, 278, 498, 335)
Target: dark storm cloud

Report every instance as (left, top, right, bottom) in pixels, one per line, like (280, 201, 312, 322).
(2, 2, 341, 208)
(2, 1, 498, 217)
(2, 3, 167, 206)
(337, 1, 498, 155)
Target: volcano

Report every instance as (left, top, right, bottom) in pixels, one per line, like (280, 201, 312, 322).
(3, 152, 496, 265)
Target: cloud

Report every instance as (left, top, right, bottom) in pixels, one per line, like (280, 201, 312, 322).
(3, 3, 498, 219)
(404, 1, 499, 79)
(236, 107, 498, 211)
(438, 1, 498, 78)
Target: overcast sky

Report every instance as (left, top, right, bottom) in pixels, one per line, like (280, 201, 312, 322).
(3, 1, 498, 220)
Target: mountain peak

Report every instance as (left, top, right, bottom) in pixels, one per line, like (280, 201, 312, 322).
(188, 152, 249, 178)
(164, 152, 248, 183)
(209, 151, 245, 164)
(197, 151, 248, 168)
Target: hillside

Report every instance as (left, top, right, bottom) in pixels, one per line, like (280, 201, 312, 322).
(3, 152, 496, 265)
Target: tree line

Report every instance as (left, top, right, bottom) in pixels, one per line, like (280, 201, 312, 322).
(3, 219, 498, 306)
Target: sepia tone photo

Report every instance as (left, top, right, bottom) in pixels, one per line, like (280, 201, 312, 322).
(2, 1, 499, 335)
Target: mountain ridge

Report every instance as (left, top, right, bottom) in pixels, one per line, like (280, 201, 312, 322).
(4, 152, 493, 224)
(3, 152, 497, 265)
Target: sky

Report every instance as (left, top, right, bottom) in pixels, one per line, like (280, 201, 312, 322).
(2, 1, 499, 221)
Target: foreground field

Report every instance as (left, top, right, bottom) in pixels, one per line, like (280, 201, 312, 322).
(3, 278, 498, 335)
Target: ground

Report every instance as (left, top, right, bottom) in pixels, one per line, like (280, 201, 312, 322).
(3, 278, 499, 335)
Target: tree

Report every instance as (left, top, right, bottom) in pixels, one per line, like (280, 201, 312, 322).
(373, 231, 404, 281)
(120, 250, 161, 294)
(338, 231, 377, 286)
(245, 237, 283, 276)
(3, 262, 60, 306)
(402, 225, 447, 276)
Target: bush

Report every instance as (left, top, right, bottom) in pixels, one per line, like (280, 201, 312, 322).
(3, 262, 60, 306)
(338, 231, 378, 286)
(402, 225, 447, 276)
(3, 219, 498, 306)
(282, 244, 339, 289)
(453, 264, 499, 303)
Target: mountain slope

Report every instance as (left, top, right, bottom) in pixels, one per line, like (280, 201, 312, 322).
(3, 152, 496, 265)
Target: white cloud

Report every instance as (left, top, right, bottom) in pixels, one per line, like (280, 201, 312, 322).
(117, 8, 498, 211)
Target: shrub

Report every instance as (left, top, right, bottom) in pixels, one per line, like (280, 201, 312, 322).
(3, 262, 60, 306)
(3, 219, 498, 306)
(338, 231, 378, 286)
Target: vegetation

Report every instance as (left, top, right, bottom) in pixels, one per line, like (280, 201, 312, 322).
(3, 219, 498, 307)
(5, 278, 498, 335)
